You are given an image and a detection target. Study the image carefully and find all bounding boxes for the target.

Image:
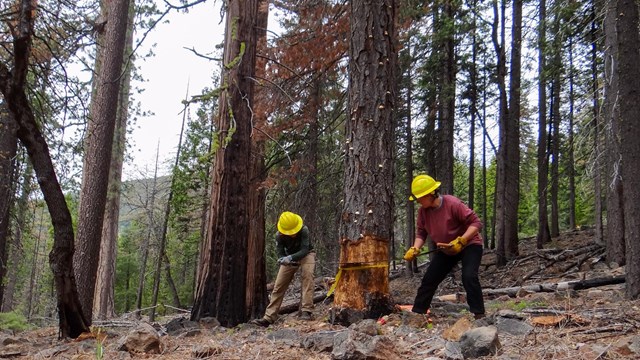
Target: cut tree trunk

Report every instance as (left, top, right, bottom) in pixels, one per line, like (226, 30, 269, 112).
(331, 236, 393, 325)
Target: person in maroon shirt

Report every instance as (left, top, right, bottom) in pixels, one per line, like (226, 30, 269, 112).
(403, 174, 486, 319)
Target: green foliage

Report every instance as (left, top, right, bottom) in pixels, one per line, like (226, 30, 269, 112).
(0, 311, 33, 331)
(487, 299, 548, 312)
(92, 327, 106, 360)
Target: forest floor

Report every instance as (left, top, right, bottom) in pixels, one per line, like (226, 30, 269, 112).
(1, 227, 640, 359)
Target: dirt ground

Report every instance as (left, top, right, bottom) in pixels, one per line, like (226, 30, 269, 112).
(1, 228, 639, 359)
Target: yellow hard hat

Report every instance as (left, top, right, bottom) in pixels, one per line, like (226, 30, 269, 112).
(409, 174, 441, 200)
(277, 211, 303, 235)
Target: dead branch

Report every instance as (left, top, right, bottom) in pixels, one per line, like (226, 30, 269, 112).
(541, 244, 603, 262)
(560, 324, 632, 335)
(482, 275, 625, 297)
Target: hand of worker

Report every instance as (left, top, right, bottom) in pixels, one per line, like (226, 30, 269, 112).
(403, 246, 421, 261)
(439, 237, 467, 256)
(277, 255, 293, 265)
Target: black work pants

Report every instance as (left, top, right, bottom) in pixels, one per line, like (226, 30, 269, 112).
(411, 244, 485, 315)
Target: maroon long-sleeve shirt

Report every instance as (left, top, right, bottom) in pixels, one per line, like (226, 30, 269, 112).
(416, 195, 484, 246)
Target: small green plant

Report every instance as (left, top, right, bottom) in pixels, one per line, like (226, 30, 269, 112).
(487, 299, 548, 312)
(92, 326, 106, 360)
(0, 311, 32, 331)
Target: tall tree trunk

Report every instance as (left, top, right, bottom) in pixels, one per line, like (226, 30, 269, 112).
(74, 0, 131, 323)
(191, 0, 259, 327)
(591, 2, 604, 245)
(26, 205, 44, 319)
(135, 148, 160, 318)
(603, 0, 625, 265)
(616, 0, 640, 298)
(567, 37, 576, 230)
(333, 0, 396, 323)
(503, 0, 522, 259)
(162, 252, 182, 309)
(0, 107, 18, 303)
(481, 83, 489, 247)
(245, 0, 269, 320)
(1, 161, 32, 312)
(439, 0, 456, 195)
(492, 0, 509, 265)
(536, 0, 550, 249)
(93, 0, 136, 320)
(403, 40, 416, 275)
(0, 0, 88, 337)
(549, 18, 561, 237)
(150, 87, 190, 322)
(468, 4, 477, 209)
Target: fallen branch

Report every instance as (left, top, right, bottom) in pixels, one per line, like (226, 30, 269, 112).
(560, 324, 632, 335)
(279, 293, 328, 315)
(482, 275, 625, 297)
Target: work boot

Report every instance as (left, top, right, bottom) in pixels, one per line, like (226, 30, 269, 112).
(474, 313, 486, 320)
(299, 311, 313, 320)
(249, 318, 272, 327)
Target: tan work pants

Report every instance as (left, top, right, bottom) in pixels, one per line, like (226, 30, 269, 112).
(263, 252, 315, 322)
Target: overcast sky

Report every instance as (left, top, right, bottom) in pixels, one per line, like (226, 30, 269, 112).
(124, 2, 225, 180)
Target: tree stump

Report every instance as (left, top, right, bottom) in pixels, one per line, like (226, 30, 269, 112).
(331, 235, 393, 325)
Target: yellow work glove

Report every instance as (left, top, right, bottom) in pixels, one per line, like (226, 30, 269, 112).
(403, 246, 421, 261)
(439, 237, 467, 256)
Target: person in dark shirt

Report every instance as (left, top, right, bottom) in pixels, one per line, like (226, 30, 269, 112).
(403, 174, 486, 319)
(250, 211, 315, 327)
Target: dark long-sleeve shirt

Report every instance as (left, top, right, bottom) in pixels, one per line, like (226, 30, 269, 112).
(276, 225, 313, 262)
(416, 195, 483, 246)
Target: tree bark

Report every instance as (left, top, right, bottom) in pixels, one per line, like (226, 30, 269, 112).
(590, 3, 604, 246)
(401, 41, 416, 276)
(567, 38, 576, 230)
(615, 0, 640, 299)
(491, 0, 509, 265)
(93, 0, 135, 320)
(536, 0, 551, 250)
(0, 106, 18, 304)
(191, 0, 259, 327)
(334, 0, 396, 324)
(245, 0, 269, 320)
(603, 0, 626, 266)
(74, 0, 131, 323)
(495, 0, 521, 264)
(549, 17, 561, 237)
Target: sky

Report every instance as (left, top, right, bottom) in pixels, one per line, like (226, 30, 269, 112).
(124, 2, 225, 180)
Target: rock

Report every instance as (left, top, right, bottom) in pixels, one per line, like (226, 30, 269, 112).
(192, 344, 222, 358)
(459, 326, 500, 358)
(117, 323, 162, 354)
(199, 317, 221, 329)
(332, 328, 400, 360)
(302, 330, 343, 352)
(165, 316, 200, 336)
(266, 328, 302, 347)
(442, 317, 472, 341)
(612, 335, 640, 357)
(443, 340, 464, 359)
(495, 316, 533, 336)
(349, 319, 379, 336)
